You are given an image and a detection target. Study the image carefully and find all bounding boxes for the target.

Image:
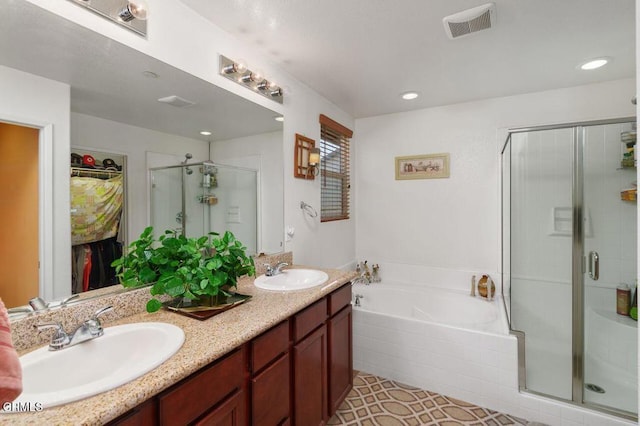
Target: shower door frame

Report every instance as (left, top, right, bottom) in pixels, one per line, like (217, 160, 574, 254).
(501, 116, 637, 420)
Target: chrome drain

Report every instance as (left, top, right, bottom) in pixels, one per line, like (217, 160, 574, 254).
(585, 383, 605, 394)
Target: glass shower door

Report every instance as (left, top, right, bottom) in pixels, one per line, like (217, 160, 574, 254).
(509, 127, 575, 400)
(506, 119, 638, 418)
(150, 166, 183, 235)
(582, 122, 637, 414)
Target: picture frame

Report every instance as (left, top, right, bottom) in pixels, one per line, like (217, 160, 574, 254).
(395, 153, 450, 180)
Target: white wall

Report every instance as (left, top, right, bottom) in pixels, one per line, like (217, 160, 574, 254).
(355, 79, 636, 291)
(0, 65, 70, 301)
(71, 112, 209, 243)
(212, 131, 284, 254)
(26, 0, 356, 269)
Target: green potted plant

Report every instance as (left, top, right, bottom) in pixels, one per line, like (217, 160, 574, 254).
(112, 226, 255, 313)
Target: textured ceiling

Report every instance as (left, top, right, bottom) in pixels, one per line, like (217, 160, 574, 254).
(181, 0, 636, 118)
(0, 0, 282, 142)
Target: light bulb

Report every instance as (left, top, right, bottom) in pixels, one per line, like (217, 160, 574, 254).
(308, 148, 321, 166)
(250, 70, 264, 82)
(119, 0, 149, 21)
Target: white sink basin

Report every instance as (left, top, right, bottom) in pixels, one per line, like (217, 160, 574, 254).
(7, 322, 184, 410)
(254, 269, 329, 291)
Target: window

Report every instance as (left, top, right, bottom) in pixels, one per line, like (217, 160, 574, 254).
(319, 114, 352, 222)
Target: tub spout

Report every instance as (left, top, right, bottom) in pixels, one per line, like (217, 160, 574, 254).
(354, 294, 364, 307)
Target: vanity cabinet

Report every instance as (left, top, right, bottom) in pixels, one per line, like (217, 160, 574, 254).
(108, 282, 352, 426)
(291, 284, 353, 425)
(327, 285, 353, 416)
(250, 320, 291, 425)
(158, 348, 246, 425)
(293, 298, 328, 425)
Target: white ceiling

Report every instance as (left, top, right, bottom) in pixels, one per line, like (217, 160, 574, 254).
(181, 0, 636, 118)
(0, 0, 282, 142)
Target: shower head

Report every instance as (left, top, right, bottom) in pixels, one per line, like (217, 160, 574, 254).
(182, 153, 193, 165)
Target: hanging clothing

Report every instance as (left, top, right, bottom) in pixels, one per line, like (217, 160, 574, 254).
(70, 174, 123, 245)
(71, 238, 122, 294)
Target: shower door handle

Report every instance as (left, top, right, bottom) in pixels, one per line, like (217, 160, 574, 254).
(588, 251, 599, 281)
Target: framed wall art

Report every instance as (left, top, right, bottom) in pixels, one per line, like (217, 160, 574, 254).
(395, 153, 450, 180)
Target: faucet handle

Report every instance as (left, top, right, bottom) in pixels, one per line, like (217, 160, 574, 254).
(35, 322, 69, 350)
(263, 263, 274, 276)
(85, 306, 113, 337)
(274, 262, 289, 273)
(29, 297, 49, 311)
(93, 306, 113, 320)
(60, 294, 80, 306)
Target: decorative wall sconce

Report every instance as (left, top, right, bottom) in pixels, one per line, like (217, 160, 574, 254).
(294, 134, 317, 180)
(219, 55, 284, 104)
(68, 0, 148, 36)
(308, 148, 321, 177)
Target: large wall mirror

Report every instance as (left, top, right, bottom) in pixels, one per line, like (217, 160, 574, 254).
(0, 0, 284, 312)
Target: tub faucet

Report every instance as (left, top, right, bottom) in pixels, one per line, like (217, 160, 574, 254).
(36, 306, 113, 351)
(264, 262, 289, 276)
(351, 275, 370, 286)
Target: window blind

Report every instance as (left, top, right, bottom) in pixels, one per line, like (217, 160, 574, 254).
(319, 114, 352, 222)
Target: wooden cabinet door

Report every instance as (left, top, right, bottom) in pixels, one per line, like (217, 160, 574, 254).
(328, 305, 353, 416)
(252, 352, 290, 425)
(194, 390, 246, 426)
(293, 325, 327, 426)
(106, 399, 157, 426)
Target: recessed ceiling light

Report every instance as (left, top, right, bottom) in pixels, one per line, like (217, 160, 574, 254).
(580, 58, 609, 70)
(274, 116, 284, 122)
(401, 92, 419, 100)
(200, 131, 212, 136)
(142, 70, 158, 78)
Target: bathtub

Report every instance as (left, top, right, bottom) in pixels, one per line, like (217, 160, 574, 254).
(352, 281, 516, 412)
(352, 282, 508, 334)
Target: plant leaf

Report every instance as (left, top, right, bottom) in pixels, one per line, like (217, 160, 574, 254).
(146, 299, 163, 313)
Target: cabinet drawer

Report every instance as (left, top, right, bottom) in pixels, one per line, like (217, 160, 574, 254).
(251, 320, 290, 374)
(159, 349, 244, 425)
(328, 284, 351, 317)
(293, 298, 327, 342)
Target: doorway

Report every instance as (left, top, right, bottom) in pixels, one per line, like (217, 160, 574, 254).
(0, 122, 39, 307)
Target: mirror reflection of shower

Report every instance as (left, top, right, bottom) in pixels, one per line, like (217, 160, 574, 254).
(150, 155, 258, 255)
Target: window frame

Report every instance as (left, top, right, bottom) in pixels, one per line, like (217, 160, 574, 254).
(319, 114, 352, 223)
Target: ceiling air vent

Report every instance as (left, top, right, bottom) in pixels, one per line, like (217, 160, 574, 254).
(443, 3, 496, 40)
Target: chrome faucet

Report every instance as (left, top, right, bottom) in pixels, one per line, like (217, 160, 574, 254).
(351, 275, 370, 285)
(36, 306, 113, 351)
(354, 294, 364, 307)
(27, 294, 80, 312)
(264, 262, 289, 276)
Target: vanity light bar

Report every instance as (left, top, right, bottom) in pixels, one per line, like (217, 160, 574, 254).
(219, 55, 284, 104)
(67, 0, 148, 36)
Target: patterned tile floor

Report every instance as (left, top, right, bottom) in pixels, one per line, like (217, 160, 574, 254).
(328, 372, 529, 426)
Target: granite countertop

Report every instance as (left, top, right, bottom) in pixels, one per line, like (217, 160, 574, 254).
(1, 266, 356, 425)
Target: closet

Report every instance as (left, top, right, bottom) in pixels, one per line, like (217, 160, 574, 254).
(70, 149, 126, 294)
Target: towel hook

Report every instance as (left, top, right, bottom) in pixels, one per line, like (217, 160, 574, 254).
(300, 201, 318, 218)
